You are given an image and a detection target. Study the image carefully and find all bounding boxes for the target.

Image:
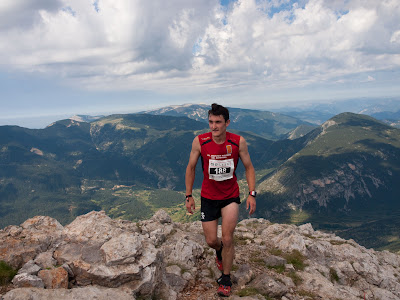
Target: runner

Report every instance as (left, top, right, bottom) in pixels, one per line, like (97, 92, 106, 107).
(185, 103, 256, 297)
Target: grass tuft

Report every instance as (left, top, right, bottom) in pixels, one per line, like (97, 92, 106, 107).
(236, 287, 260, 297)
(329, 267, 339, 282)
(0, 261, 17, 286)
(268, 265, 285, 273)
(282, 250, 307, 271)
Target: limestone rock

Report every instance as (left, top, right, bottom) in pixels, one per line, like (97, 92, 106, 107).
(2, 211, 400, 300)
(231, 296, 265, 300)
(165, 235, 204, 268)
(251, 274, 289, 297)
(151, 209, 172, 224)
(272, 228, 307, 255)
(166, 265, 182, 276)
(0, 216, 63, 269)
(164, 273, 187, 292)
(17, 260, 41, 276)
(100, 233, 147, 266)
(62, 211, 124, 243)
(34, 251, 57, 269)
(2, 286, 135, 300)
(68, 236, 160, 289)
(38, 267, 69, 289)
(298, 223, 314, 236)
(264, 255, 287, 267)
(371, 286, 399, 300)
(12, 273, 44, 288)
(232, 264, 253, 288)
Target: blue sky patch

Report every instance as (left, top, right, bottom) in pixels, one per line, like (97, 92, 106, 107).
(62, 6, 76, 17)
(93, 0, 100, 13)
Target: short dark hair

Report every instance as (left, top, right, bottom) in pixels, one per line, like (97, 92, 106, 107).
(208, 103, 229, 122)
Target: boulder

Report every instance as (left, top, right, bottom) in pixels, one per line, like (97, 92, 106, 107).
(12, 273, 44, 288)
(17, 260, 41, 276)
(251, 274, 289, 298)
(164, 273, 187, 292)
(2, 211, 400, 300)
(298, 223, 314, 236)
(38, 267, 69, 289)
(34, 251, 57, 269)
(62, 211, 125, 243)
(264, 255, 287, 267)
(272, 228, 307, 255)
(0, 216, 63, 269)
(2, 286, 135, 300)
(165, 235, 204, 268)
(232, 264, 253, 288)
(151, 209, 172, 224)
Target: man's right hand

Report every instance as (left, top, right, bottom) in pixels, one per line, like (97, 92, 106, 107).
(186, 196, 196, 214)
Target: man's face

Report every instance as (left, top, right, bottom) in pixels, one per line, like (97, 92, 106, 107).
(209, 114, 230, 138)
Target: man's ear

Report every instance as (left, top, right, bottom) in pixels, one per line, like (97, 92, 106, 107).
(226, 119, 230, 126)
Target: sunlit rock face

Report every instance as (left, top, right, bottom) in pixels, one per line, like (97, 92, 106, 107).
(1, 210, 400, 300)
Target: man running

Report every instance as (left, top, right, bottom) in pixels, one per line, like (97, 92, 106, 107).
(185, 103, 256, 297)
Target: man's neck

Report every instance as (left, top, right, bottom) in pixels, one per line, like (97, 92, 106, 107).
(212, 131, 227, 144)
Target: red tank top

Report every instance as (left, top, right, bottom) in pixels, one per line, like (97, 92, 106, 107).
(199, 131, 240, 200)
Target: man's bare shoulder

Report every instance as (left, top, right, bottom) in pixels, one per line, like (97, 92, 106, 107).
(192, 136, 201, 152)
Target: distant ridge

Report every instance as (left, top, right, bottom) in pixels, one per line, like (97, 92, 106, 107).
(146, 103, 314, 140)
(69, 115, 104, 123)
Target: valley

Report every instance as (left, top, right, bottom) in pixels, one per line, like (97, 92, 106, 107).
(1, 104, 400, 253)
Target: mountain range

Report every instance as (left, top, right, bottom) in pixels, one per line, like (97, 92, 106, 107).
(1, 104, 399, 252)
(146, 104, 316, 140)
(270, 97, 400, 127)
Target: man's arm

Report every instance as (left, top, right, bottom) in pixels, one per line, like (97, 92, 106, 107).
(239, 136, 256, 215)
(185, 136, 201, 214)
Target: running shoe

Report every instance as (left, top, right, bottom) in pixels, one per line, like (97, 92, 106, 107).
(217, 284, 231, 297)
(216, 274, 222, 284)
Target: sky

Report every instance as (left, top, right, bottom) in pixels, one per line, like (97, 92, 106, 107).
(1, 0, 400, 128)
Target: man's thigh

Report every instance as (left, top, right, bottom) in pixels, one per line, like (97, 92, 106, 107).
(202, 219, 218, 241)
(221, 202, 239, 237)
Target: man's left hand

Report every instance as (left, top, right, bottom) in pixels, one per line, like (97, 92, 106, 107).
(246, 195, 256, 216)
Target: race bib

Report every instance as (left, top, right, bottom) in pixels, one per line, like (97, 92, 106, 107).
(208, 159, 234, 181)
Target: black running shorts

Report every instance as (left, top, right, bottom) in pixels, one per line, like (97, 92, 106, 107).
(200, 196, 241, 222)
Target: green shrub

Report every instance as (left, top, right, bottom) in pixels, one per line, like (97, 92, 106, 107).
(283, 250, 307, 271)
(0, 261, 17, 286)
(236, 287, 260, 297)
(269, 248, 283, 256)
(250, 257, 266, 266)
(330, 267, 339, 282)
(268, 265, 285, 273)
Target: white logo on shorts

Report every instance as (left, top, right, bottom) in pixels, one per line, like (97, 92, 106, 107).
(201, 212, 205, 220)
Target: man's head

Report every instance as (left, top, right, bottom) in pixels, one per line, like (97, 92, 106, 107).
(208, 103, 230, 139)
(208, 103, 229, 122)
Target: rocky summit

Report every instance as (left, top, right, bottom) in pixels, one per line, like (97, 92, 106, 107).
(1, 211, 399, 300)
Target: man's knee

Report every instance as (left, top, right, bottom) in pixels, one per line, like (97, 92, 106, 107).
(205, 236, 219, 248)
(221, 235, 234, 248)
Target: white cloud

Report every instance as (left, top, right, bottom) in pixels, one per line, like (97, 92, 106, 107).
(366, 75, 375, 82)
(0, 0, 399, 93)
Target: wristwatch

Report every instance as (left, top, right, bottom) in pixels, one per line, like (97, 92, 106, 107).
(249, 191, 257, 197)
(185, 194, 192, 202)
